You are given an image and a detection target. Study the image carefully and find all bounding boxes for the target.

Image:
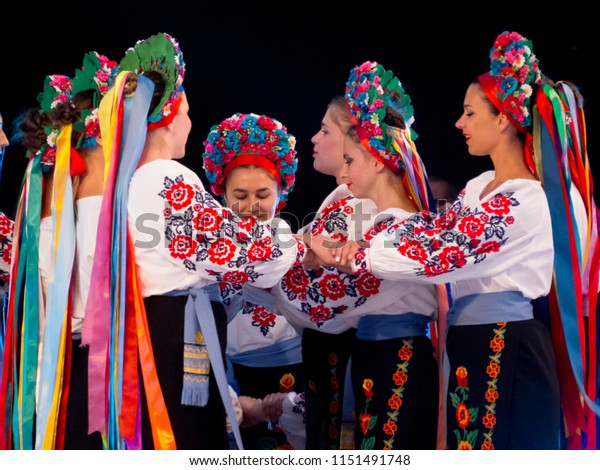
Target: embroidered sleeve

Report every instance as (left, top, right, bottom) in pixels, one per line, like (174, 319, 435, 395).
(275, 197, 383, 330)
(0, 211, 14, 296)
(354, 190, 546, 283)
(158, 172, 304, 299)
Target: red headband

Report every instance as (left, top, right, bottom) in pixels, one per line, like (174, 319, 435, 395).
(147, 94, 183, 131)
(478, 72, 527, 134)
(223, 153, 281, 187)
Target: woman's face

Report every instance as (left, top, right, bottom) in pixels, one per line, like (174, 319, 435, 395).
(224, 166, 279, 221)
(339, 134, 378, 199)
(311, 106, 346, 183)
(455, 83, 502, 157)
(171, 92, 192, 159)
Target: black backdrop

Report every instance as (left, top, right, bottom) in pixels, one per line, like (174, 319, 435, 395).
(1, 3, 598, 231)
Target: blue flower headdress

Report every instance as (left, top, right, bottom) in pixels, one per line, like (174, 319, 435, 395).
(478, 31, 542, 131)
(202, 112, 298, 202)
(344, 60, 416, 173)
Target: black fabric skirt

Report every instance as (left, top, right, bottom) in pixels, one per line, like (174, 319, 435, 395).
(351, 334, 438, 450)
(445, 318, 561, 450)
(231, 361, 304, 449)
(301, 328, 356, 450)
(140, 295, 229, 450)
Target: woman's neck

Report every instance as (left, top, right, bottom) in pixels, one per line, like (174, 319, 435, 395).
(483, 138, 537, 198)
(371, 173, 416, 214)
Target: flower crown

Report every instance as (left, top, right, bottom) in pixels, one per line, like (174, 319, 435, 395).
(119, 32, 185, 126)
(71, 51, 119, 149)
(485, 31, 542, 128)
(344, 61, 416, 173)
(202, 113, 298, 201)
(35, 74, 73, 171)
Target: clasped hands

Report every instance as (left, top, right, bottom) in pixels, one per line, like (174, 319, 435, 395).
(292, 232, 368, 273)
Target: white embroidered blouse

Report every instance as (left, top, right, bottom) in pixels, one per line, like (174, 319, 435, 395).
(351, 171, 554, 301)
(127, 159, 305, 299)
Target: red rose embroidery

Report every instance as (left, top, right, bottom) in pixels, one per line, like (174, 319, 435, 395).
(252, 306, 276, 327)
(319, 274, 346, 300)
(166, 181, 194, 210)
(355, 271, 381, 297)
(207, 238, 237, 265)
(223, 270, 249, 285)
(309, 305, 332, 323)
(284, 268, 309, 296)
(247, 239, 272, 261)
(439, 246, 467, 268)
(169, 234, 198, 259)
(482, 194, 512, 215)
(194, 207, 222, 232)
(458, 215, 485, 238)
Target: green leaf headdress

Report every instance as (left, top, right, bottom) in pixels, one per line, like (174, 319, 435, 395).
(71, 51, 119, 149)
(119, 32, 186, 128)
(35, 74, 73, 172)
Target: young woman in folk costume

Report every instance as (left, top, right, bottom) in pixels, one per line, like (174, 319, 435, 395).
(0, 52, 119, 450)
(315, 32, 600, 449)
(82, 33, 307, 450)
(273, 61, 441, 450)
(202, 111, 305, 449)
(242, 95, 381, 449)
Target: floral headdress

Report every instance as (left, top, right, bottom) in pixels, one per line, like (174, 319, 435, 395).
(35, 74, 73, 172)
(119, 32, 185, 129)
(202, 113, 298, 201)
(344, 61, 417, 173)
(479, 31, 543, 131)
(71, 51, 119, 149)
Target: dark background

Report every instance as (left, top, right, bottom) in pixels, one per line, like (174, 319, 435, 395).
(1, 3, 598, 231)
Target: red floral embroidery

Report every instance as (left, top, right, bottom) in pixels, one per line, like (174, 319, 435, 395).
(0, 214, 14, 235)
(165, 181, 194, 210)
(283, 268, 309, 297)
(251, 306, 277, 327)
(207, 238, 237, 264)
(398, 239, 428, 262)
(439, 246, 467, 268)
(169, 235, 198, 259)
(222, 270, 249, 285)
(355, 272, 380, 297)
(458, 215, 485, 238)
(482, 194, 512, 215)
(247, 239, 272, 261)
(193, 207, 222, 232)
(319, 274, 347, 300)
(309, 305, 332, 323)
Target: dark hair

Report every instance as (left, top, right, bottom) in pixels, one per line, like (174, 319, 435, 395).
(12, 107, 54, 152)
(382, 89, 406, 129)
(141, 70, 167, 117)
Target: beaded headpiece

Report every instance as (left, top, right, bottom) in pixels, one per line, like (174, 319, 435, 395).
(35, 74, 73, 172)
(344, 61, 416, 173)
(119, 32, 185, 129)
(202, 113, 298, 201)
(478, 31, 543, 131)
(71, 51, 119, 149)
